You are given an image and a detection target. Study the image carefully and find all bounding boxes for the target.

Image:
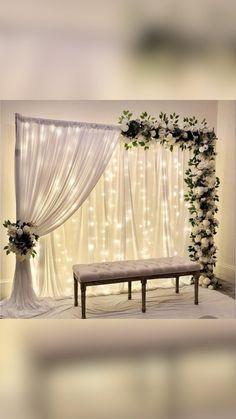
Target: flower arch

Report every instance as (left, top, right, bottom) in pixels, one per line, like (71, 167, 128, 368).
(119, 110, 220, 289)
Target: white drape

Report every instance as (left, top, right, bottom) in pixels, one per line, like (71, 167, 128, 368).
(0, 114, 120, 317)
(34, 141, 191, 298)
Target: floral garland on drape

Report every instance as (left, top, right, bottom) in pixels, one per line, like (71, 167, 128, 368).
(119, 111, 220, 289)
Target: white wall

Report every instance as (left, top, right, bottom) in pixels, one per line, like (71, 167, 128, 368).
(1, 100, 234, 293)
(215, 101, 236, 282)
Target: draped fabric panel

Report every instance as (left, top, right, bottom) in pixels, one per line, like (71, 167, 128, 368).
(35, 142, 191, 298)
(0, 114, 120, 317)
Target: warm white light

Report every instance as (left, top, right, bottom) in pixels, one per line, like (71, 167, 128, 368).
(88, 243, 95, 251)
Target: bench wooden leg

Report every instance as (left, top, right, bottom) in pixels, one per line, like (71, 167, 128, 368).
(74, 275, 78, 307)
(141, 279, 147, 313)
(81, 284, 86, 319)
(128, 281, 132, 300)
(175, 276, 179, 294)
(194, 273, 199, 305)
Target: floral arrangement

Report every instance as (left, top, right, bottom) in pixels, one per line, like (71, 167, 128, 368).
(3, 220, 39, 261)
(119, 110, 220, 289)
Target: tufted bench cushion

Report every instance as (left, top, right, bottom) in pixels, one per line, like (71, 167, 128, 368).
(73, 257, 200, 283)
(73, 257, 201, 318)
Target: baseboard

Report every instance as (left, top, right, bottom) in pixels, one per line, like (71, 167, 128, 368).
(215, 263, 235, 282)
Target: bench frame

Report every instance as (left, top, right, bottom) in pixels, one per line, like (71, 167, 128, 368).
(73, 270, 200, 319)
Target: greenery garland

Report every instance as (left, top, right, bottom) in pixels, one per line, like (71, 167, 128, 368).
(119, 110, 220, 289)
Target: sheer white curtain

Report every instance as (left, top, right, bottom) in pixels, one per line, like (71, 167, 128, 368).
(35, 142, 191, 298)
(0, 114, 120, 317)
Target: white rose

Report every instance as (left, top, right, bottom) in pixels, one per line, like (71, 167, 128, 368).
(199, 275, 205, 283)
(194, 235, 201, 243)
(159, 129, 166, 138)
(121, 123, 129, 132)
(182, 132, 188, 139)
(167, 123, 174, 130)
(206, 211, 212, 218)
(23, 225, 31, 234)
(16, 228, 23, 236)
(199, 147, 205, 153)
(197, 210, 203, 217)
(203, 220, 210, 227)
(203, 277, 211, 286)
(192, 226, 199, 235)
(208, 285, 214, 290)
(8, 226, 17, 237)
(150, 130, 156, 137)
(201, 238, 209, 247)
(206, 229, 211, 235)
(166, 133, 173, 140)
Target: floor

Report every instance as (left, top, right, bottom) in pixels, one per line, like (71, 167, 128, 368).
(217, 278, 235, 299)
(32, 284, 235, 319)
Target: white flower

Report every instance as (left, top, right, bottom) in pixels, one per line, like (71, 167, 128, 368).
(200, 257, 208, 263)
(208, 285, 214, 290)
(201, 237, 209, 247)
(16, 228, 23, 236)
(203, 277, 211, 286)
(203, 145, 208, 151)
(192, 226, 199, 235)
(199, 147, 205, 153)
(194, 187, 204, 196)
(182, 132, 188, 139)
(206, 229, 211, 235)
(203, 219, 210, 227)
(194, 235, 201, 243)
(206, 211, 213, 218)
(197, 210, 203, 218)
(8, 226, 17, 237)
(150, 130, 156, 137)
(167, 123, 174, 130)
(23, 225, 31, 234)
(121, 123, 129, 132)
(159, 129, 166, 138)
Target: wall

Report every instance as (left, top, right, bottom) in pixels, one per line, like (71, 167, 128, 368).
(215, 101, 235, 282)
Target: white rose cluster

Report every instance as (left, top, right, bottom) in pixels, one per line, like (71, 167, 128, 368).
(4, 220, 38, 262)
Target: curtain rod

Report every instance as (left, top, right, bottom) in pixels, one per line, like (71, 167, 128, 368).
(15, 113, 120, 131)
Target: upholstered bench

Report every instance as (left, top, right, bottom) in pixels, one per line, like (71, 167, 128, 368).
(73, 257, 201, 319)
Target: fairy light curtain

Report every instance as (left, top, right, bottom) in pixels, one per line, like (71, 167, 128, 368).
(0, 114, 120, 317)
(34, 141, 191, 298)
